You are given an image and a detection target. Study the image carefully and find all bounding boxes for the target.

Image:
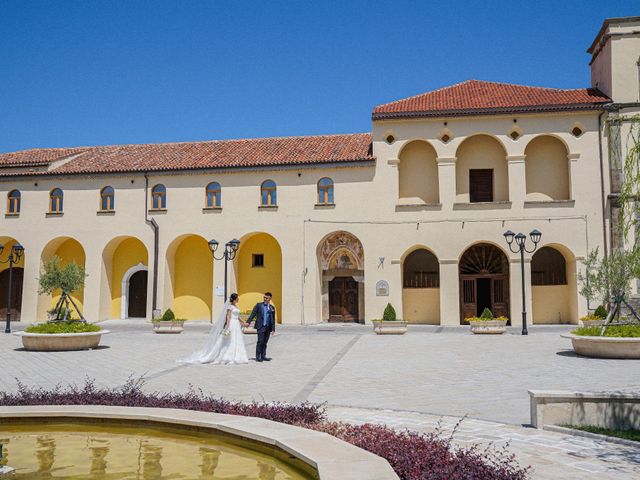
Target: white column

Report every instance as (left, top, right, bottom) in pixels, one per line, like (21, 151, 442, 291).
(436, 157, 456, 209)
(507, 155, 526, 205)
(439, 259, 459, 326)
(20, 240, 42, 322)
(567, 152, 580, 200)
(82, 245, 102, 323)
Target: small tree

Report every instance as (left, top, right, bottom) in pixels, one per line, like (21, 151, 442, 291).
(38, 256, 87, 322)
(382, 303, 397, 321)
(480, 308, 494, 320)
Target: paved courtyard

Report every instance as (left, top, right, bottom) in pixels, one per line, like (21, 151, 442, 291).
(1, 320, 639, 479)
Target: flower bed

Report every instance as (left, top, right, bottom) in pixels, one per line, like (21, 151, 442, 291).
(0, 379, 529, 480)
(25, 321, 101, 334)
(572, 325, 640, 337)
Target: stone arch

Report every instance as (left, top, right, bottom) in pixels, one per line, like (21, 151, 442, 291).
(38, 237, 86, 321)
(316, 231, 364, 322)
(402, 246, 440, 324)
(165, 234, 213, 321)
(458, 242, 510, 324)
(531, 244, 578, 324)
(455, 134, 509, 203)
(398, 140, 439, 204)
(100, 236, 149, 320)
(235, 232, 282, 322)
(525, 135, 570, 201)
(0, 236, 25, 321)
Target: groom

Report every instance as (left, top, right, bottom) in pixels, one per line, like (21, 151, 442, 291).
(247, 292, 276, 362)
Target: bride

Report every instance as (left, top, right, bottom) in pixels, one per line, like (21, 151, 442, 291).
(178, 292, 249, 365)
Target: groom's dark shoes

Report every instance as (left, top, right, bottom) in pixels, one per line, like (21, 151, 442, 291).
(263, 357, 272, 361)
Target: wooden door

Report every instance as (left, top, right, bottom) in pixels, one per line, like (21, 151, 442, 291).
(491, 276, 509, 320)
(329, 277, 359, 322)
(0, 268, 23, 321)
(128, 271, 148, 318)
(460, 277, 476, 323)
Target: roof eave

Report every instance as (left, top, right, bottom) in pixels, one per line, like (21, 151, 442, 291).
(372, 103, 612, 121)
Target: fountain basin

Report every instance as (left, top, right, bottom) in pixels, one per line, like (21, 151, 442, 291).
(0, 405, 398, 479)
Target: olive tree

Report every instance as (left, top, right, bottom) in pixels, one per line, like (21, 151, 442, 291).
(38, 256, 87, 321)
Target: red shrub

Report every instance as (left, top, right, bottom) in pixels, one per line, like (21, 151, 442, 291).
(0, 378, 529, 479)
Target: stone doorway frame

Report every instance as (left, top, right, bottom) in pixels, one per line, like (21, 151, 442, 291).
(121, 262, 148, 319)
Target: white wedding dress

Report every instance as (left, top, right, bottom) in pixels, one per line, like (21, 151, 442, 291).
(178, 302, 248, 365)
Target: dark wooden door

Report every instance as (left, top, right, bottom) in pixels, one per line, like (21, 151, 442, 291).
(460, 277, 476, 322)
(0, 268, 23, 321)
(128, 271, 148, 318)
(329, 277, 359, 322)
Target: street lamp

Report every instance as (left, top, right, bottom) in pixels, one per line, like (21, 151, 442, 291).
(208, 238, 240, 301)
(0, 243, 24, 333)
(503, 229, 541, 335)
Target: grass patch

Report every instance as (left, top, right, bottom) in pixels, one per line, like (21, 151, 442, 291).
(561, 425, 640, 442)
(571, 325, 640, 337)
(25, 321, 101, 334)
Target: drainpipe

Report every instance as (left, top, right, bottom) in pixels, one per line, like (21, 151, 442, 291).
(597, 109, 609, 260)
(144, 174, 159, 315)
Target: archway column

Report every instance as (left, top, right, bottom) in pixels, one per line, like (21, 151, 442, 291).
(567, 153, 580, 200)
(507, 155, 526, 205)
(82, 245, 103, 322)
(509, 257, 533, 328)
(436, 157, 456, 209)
(439, 259, 459, 326)
(18, 239, 39, 322)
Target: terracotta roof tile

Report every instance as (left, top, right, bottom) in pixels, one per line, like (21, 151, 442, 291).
(0, 133, 374, 177)
(373, 80, 611, 119)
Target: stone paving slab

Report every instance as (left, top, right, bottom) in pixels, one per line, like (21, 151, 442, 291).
(1, 319, 638, 478)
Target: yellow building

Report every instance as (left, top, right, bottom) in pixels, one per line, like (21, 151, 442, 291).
(0, 17, 638, 326)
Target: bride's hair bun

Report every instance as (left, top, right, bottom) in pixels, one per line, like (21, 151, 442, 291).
(230, 293, 239, 302)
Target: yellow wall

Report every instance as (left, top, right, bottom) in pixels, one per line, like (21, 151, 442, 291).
(525, 136, 570, 201)
(399, 141, 439, 204)
(49, 239, 85, 316)
(237, 233, 282, 322)
(172, 236, 212, 320)
(110, 238, 148, 318)
(0, 238, 25, 271)
(456, 135, 509, 202)
(532, 285, 575, 324)
(402, 288, 440, 324)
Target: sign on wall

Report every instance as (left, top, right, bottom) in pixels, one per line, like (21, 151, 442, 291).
(376, 280, 389, 296)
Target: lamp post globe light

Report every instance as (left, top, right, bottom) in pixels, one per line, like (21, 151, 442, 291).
(0, 243, 25, 333)
(503, 229, 541, 335)
(208, 238, 241, 302)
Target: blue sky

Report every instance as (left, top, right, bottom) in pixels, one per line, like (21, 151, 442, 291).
(0, 1, 637, 153)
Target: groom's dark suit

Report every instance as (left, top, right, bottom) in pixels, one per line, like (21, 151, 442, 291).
(248, 301, 276, 361)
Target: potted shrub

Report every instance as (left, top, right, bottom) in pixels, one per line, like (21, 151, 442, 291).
(13, 256, 109, 351)
(467, 308, 509, 334)
(372, 303, 408, 335)
(580, 305, 608, 327)
(152, 308, 186, 334)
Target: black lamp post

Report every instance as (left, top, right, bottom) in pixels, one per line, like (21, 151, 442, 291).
(0, 243, 25, 333)
(208, 239, 240, 301)
(503, 229, 541, 335)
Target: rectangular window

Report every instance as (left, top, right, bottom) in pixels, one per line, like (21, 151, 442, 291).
(252, 254, 264, 267)
(469, 169, 493, 202)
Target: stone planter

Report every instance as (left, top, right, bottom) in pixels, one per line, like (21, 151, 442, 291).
(469, 320, 508, 334)
(13, 330, 109, 351)
(372, 320, 408, 335)
(579, 319, 604, 327)
(561, 333, 640, 359)
(152, 321, 185, 334)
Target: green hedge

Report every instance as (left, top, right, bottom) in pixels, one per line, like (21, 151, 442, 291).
(25, 321, 101, 334)
(572, 325, 640, 338)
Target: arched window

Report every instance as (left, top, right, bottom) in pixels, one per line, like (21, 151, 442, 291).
(261, 180, 277, 206)
(531, 247, 567, 285)
(7, 190, 21, 214)
(100, 186, 115, 211)
(317, 178, 334, 204)
(151, 184, 166, 209)
(206, 182, 221, 208)
(49, 188, 63, 213)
